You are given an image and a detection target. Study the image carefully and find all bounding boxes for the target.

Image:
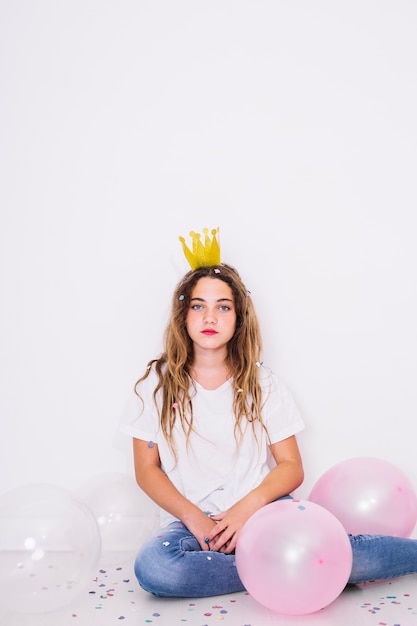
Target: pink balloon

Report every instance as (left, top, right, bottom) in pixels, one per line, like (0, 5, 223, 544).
(309, 457, 417, 537)
(235, 499, 352, 615)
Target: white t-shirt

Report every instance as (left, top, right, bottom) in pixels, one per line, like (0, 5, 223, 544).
(121, 366, 305, 527)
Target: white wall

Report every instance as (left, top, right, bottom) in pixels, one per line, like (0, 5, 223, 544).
(1, 2, 416, 508)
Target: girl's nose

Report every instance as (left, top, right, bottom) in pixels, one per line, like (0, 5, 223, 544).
(204, 309, 217, 324)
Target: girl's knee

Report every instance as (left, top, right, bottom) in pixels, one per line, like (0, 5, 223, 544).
(134, 542, 166, 595)
(133, 528, 193, 596)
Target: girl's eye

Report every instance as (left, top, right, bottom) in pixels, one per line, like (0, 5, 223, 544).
(219, 305, 230, 311)
(191, 304, 203, 310)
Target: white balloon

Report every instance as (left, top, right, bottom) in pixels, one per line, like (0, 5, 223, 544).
(0, 483, 101, 614)
(78, 472, 158, 564)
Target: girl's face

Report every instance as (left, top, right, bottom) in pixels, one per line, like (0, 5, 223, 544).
(185, 277, 237, 352)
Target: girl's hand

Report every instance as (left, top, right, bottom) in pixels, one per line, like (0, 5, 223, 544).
(205, 495, 262, 554)
(182, 511, 219, 551)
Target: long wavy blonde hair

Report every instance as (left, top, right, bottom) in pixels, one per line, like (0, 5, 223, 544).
(134, 263, 267, 456)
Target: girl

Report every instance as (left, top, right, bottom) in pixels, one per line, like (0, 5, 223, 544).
(121, 232, 417, 598)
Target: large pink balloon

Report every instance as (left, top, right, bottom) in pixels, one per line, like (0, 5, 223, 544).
(235, 499, 352, 615)
(309, 457, 417, 537)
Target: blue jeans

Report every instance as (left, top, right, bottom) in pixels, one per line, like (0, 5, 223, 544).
(134, 519, 417, 598)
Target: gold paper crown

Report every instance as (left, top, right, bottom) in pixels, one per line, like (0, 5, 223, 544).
(179, 227, 220, 270)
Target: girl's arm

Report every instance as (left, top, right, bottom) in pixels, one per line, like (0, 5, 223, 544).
(206, 434, 304, 553)
(132, 437, 217, 550)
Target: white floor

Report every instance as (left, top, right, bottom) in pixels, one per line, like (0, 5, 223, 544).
(2, 555, 417, 626)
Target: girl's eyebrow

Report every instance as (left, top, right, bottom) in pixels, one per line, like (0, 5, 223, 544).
(190, 297, 234, 303)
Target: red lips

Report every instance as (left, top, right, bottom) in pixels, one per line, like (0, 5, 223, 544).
(202, 329, 218, 335)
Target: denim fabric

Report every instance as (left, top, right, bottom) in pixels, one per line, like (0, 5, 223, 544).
(134, 515, 417, 597)
(134, 522, 245, 597)
(348, 533, 417, 584)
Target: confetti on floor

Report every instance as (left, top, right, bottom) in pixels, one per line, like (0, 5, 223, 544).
(68, 571, 417, 626)
(2, 562, 417, 626)
(355, 582, 417, 626)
